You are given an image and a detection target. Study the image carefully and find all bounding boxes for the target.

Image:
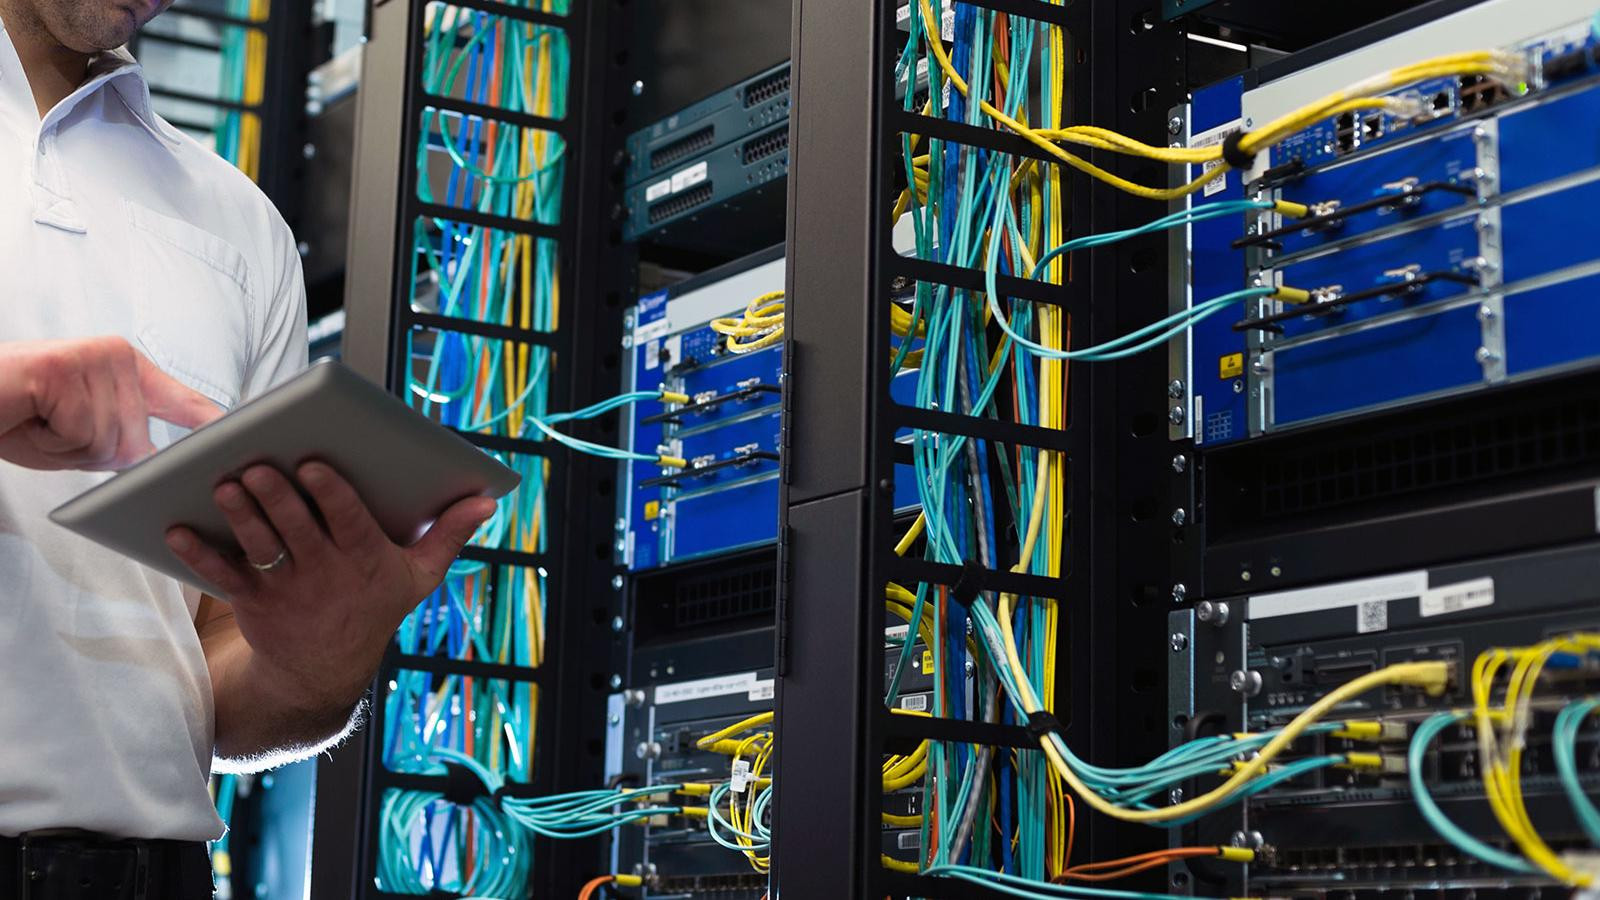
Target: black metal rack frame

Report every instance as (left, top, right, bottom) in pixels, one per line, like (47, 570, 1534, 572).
(771, 0, 1186, 895)
(314, 0, 631, 895)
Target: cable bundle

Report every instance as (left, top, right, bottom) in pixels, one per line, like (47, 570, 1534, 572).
(379, 2, 570, 894)
(215, 0, 267, 178)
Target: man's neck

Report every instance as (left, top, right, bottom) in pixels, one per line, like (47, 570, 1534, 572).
(0, 0, 91, 117)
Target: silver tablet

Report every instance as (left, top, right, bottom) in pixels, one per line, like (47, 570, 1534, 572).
(50, 360, 521, 596)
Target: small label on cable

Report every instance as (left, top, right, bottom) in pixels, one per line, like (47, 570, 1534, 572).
(730, 759, 752, 793)
(1419, 576, 1494, 618)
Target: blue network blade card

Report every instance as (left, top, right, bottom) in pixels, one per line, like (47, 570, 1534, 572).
(1270, 127, 1480, 257)
(1270, 214, 1481, 340)
(623, 62, 790, 188)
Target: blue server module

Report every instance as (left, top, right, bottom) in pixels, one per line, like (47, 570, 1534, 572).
(617, 248, 921, 570)
(1173, 4, 1600, 447)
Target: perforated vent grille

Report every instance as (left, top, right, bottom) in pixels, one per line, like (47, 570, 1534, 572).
(1252, 388, 1600, 520)
(648, 182, 714, 224)
(673, 565, 776, 629)
(649, 125, 715, 172)
(741, 129, 789, 165)
(742, 68, 790, 108)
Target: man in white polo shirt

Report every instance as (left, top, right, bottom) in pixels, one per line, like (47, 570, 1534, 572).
(0, 0, 495, 894)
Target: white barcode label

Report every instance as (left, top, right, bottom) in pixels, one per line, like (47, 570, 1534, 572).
(730, 759, 752, 793)
(645, 178, 672, 202)
(1420, 577, 1495, 617)
(899, 693, 929, 712)
(1357, 599, 1389, 634)
(1189, 119, 1243, 198)
(747, 679, 774, 702)
(670, 160, 708, 193)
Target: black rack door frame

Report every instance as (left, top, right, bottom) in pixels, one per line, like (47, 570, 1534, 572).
(771, 0, 1186, 895)
(313, 0, 618, 895)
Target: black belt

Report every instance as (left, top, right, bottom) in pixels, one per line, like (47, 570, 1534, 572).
(0, 833, 213, 900)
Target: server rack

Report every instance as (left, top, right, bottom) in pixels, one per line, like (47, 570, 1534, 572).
(770, 0, 1186, 895)
(313, 0, 631, 895)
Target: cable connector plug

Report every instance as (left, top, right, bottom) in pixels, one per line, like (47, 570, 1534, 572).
(615, 873, 645, 888)
(1274, 285, 1313, 305)
(1339, 752, 1407, 774)
(1399, 660, 1453, 696)
(1217, 846, 1256, 863)
(1332, 719, 1409, 742)
(659, 389, 690, 405)
(1273, 199, 1311, 219)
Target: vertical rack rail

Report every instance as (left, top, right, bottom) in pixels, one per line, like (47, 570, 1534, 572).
(772, 0, 1185, 895)
(315, 0, 617, 895)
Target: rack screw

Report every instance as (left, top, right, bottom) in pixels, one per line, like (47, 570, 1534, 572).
(1167, 379, 1186, 398)
(1168, 116, 1184, 135)
(611, 616, 625, 633)
(1169, 633, 1188, 653)
(609, 673, 623, 690)
(1478, 304, 1496, 321)
(624, 689, 646, 707)
(1171, 508, 1187, 527)
(1171, 583, 1188, 603)
(1195, 601, 1230, 626)
(1475, 346, 1501, 364)
(1169, 406, 1185, 425)
(1171, 454, 1187, 474)
(635, 741, 661, 760)
(608, 713, 621, 726)
(1168, 787, 1185, 804)
(1229, 669, 1263, 697)
(611, 575, 625, 590)
(631, 80, 645, 96)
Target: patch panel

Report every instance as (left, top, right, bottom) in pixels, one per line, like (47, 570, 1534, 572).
(1168, 541, 1600, 897)
(622, 121, 790, 253)
(1177, 4, 1600, 446)
(623, 62, 791, 188)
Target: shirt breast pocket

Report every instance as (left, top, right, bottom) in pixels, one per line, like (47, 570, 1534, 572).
(124, 199, 252, 412)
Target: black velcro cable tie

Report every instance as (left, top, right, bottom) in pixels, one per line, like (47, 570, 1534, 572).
(1220, 131, 1256, 171)
(441, 761, 488, 806)
(951, 560, 985, 607)
(1025, 710, 1064, 741)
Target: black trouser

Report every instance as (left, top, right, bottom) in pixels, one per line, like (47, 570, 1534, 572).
(0, 834, 213, 899)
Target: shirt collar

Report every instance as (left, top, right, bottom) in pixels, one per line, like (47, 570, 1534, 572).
(87, 45, 185, 148)
(0, 19, 182, 148)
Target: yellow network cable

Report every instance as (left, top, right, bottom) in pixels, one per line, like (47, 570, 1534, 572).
(1472, 634, 1600, 886)
(710, 291, 786, 354)
(913, 0, 1523, 200)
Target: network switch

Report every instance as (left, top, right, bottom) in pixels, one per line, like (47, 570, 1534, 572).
(1174, 2, 1600, 445)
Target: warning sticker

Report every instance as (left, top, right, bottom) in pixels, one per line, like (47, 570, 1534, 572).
(1219, 352, 1244, 380)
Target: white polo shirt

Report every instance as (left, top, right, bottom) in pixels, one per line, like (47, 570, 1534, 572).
(0, 19, 307, 840)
